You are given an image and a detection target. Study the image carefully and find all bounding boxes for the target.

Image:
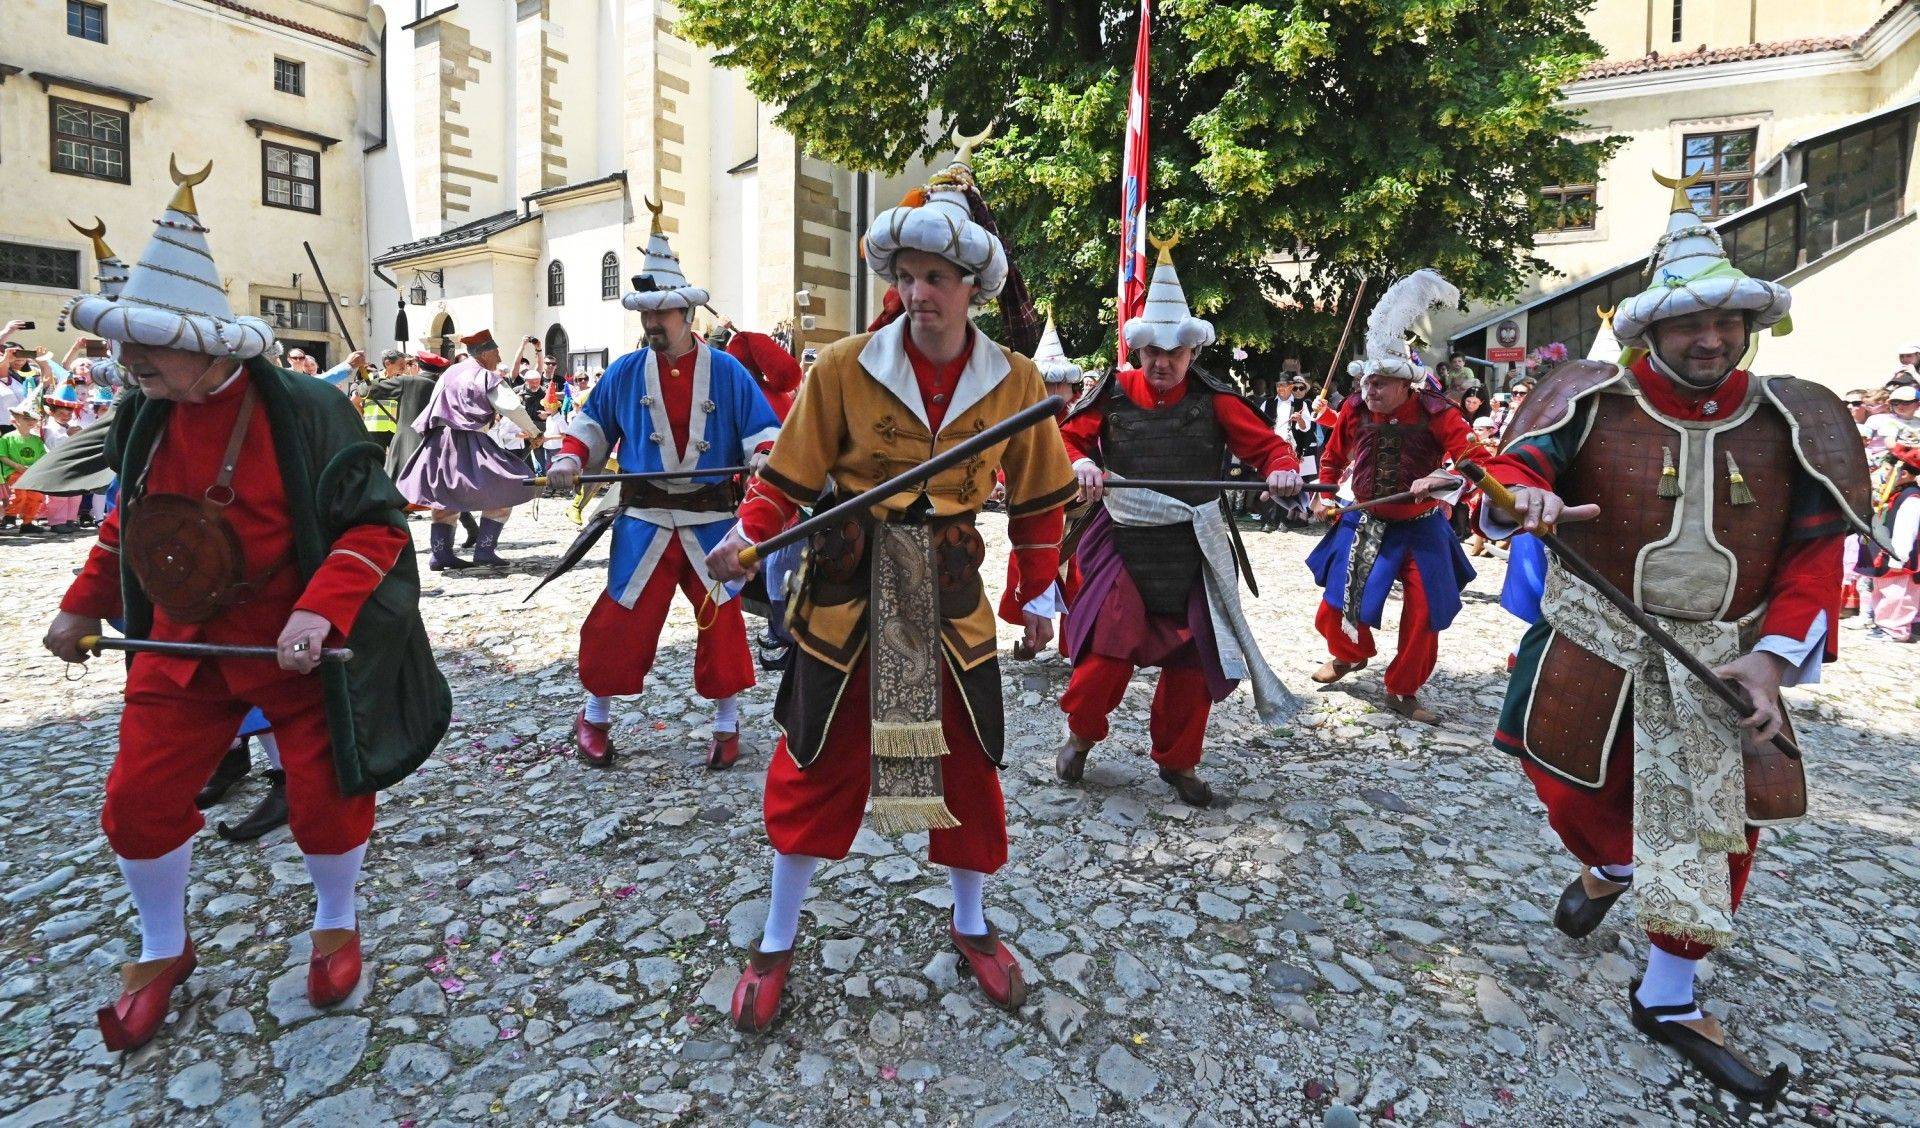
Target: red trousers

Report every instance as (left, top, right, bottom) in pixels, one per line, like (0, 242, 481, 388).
(1315, 557, 1438, 696)
(577, 534, 755, 700)
(1060, 653, 1211, 772)
(763, 657, 1007, 874)
(1523, 729, 1760, 960)
(104, 658, 373, 859)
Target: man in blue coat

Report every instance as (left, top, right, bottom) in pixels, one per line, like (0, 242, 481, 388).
(546, 206, 780, 770)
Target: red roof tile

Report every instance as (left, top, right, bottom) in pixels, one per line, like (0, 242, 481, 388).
(1579, 36, 1854, 80)
(207, 1, 373, 55)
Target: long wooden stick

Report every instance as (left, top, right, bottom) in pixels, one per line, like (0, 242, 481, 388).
(527, 466, 747, 487)
(1317, 278, 1368, 403)
(1331, 480, 1462, 516)
(301, 241, 358, 354)
(1101, 479, 1338, 493)
(1457, 460, 1801, 760)
(79, 634, 354, 663)
(739, 395, 1066, 567)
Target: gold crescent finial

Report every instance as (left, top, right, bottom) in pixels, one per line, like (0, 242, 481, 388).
(1596, 304, 1615, 323)
(1148, 233, 1181, 263)
(1652, 169, 1704, 213)
(69, 217, 115, 262)
(643, 195, 664, 235)
(952, 125, 993, 165)
(168, 155, 213, 215)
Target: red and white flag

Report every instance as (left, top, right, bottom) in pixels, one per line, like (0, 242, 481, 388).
(1116, 0, 1152, 366)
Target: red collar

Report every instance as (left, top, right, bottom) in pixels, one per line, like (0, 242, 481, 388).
(902, 327, 972, 385)
(1631, 355, 1747, 421)
(1118, 368, 1189, 409)
(654, 345, 698, 378)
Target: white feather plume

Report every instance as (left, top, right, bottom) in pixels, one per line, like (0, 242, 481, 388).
(1363, 268, 1459, 369)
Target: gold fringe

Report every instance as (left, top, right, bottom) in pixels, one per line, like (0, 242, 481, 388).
(868, 797, 961, 835)
(871, 720, 947, 760)
(1658, 446, 1680, 498)
(1700, 830, 1748, 853)
(1640, 913, 1733, 950)
(1725, 451, 1754, 506)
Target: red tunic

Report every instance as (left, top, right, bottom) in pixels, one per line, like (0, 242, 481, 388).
(60, 369, 409, 692)
(726, 330, 803, 421)
(1058, 369, 1299, 477)
(1317, 392, 1482, 521)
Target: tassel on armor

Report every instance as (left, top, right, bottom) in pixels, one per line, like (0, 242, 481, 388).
(1724, 452, 1755, 506)
(1658, 446, 1681, 499)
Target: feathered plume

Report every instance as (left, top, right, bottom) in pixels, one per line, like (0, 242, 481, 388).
(1363, 269, 1459, 371)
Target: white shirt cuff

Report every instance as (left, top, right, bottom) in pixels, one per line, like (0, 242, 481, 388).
(1022, 582, 1065, 617)
(1753, 611, 1828, 687)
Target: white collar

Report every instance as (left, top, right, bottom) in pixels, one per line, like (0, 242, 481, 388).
(858, 317, 1011, 434)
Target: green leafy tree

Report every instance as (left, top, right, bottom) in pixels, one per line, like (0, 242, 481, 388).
(679, 0, 1613, 364)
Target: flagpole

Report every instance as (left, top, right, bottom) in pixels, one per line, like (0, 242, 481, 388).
(1116, 0, 1152, 366)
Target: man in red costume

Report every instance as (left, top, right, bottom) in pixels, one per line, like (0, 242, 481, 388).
(41, 160, 447, 1052)
(721, 324, 805, 421)
(706, 150, 1075, 1033)
(1477, 171, 1872, 1105)
(1306, 271, 1485, 724)
(1055, 239, 1303, 807)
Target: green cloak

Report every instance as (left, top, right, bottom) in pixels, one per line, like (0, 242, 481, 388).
(105, 359, 450, 795)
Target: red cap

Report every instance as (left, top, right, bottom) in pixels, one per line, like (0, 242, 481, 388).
(1892, 444, 1920, 473)
(415, 351, 451, 372)
(459, 329, 498, 352)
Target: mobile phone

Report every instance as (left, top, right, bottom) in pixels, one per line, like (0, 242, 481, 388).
(18, 321, 34, 331)
(84, 339, 109, 358)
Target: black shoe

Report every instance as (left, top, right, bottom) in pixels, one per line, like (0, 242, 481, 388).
(194, 742, 252, 809)
(1157, 767, 1213, 808)
(458, 513, 480, 548)
(216, 770, 288, 842)
(1554, 870, 1630, 938)
(1629, 979, 1789, 1107)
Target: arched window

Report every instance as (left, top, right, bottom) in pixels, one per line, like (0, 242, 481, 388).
(601, 251, 619, 300)
(547, 260, 565, 307)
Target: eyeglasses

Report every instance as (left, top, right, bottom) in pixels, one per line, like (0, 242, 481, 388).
(1845, 400, 1864, 407)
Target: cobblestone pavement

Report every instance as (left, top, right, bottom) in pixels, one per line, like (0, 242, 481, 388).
(2, 505, 1917, 1127)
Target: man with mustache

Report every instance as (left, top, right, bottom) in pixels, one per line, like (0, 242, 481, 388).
(544, 204, 780, 772)
(1476, 170, 1872, 1105)
(1306, 270, 1487, 725)
(39, 159, 447, 1053)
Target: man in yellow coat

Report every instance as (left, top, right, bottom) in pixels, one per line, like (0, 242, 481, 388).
(708, 151, 1076, 1033)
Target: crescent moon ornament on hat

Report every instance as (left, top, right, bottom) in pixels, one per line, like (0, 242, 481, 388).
(65, 156, 275, 359)
(862, 129, 1010, 308)
(1345, 269, 1458, 382)
(1587, 304, 1623, 365)
(69, 217, 129, 298)
(623, 197, 710, 313)
(1610, 169, 1791, 347)
(1121, 235, 1215, 352)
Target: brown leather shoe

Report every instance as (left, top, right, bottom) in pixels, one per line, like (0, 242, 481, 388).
(1311, 658, 1367, 684)
(1385, 694, 1438, 724)
(1157, 767, 1214, 808)
(1054, 735, 1093, 783)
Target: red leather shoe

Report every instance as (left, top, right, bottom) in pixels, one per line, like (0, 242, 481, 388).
(730, 946, 793, 1034)
(575, 712, 615, 768)
(98, 942, 197, 1053)
(950, 923, 1028, 1011)
(308, 930, 362, 1007)
(706, 731, 741, 771)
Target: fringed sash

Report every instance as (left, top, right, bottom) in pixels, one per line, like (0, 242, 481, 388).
(867, 521, 960, 834)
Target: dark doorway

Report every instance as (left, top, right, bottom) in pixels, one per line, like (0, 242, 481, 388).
(544, 324, 571, 374)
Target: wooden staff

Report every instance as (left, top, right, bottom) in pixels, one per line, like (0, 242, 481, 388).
(1101, 479, 1340, 494)
(1326, 479, 1463, 517)
(527, 466, 747, 487)
(737, 395, 1067, 569)
(301, 240, 358, 354)
(1457, 460, 1801, 760)
(79, 635, 355, 663)
(1316, 278, 1368, 406)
